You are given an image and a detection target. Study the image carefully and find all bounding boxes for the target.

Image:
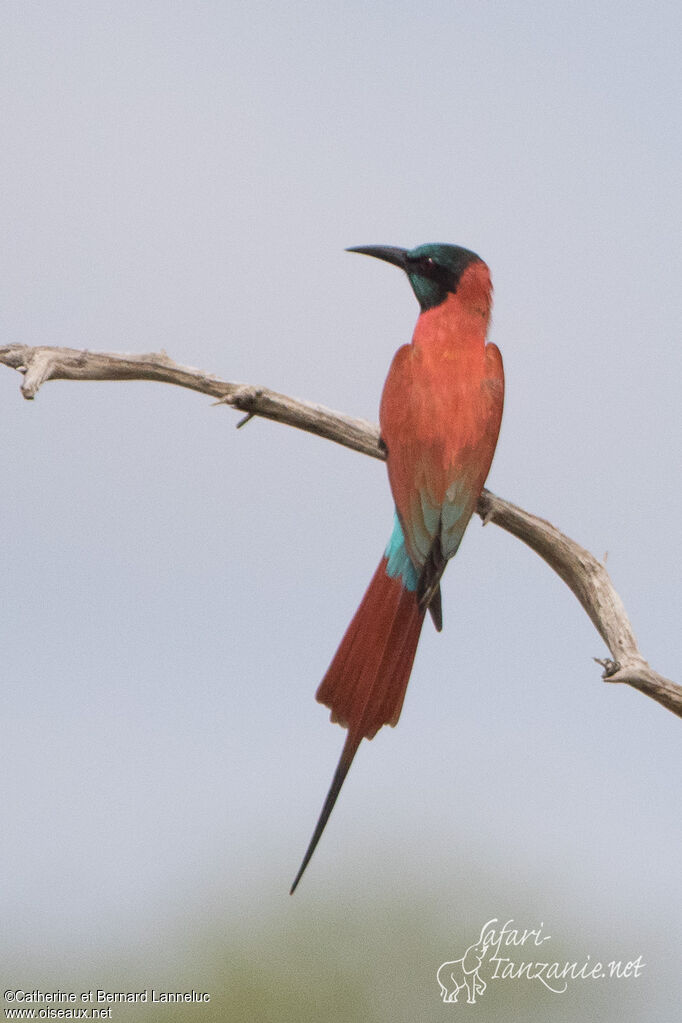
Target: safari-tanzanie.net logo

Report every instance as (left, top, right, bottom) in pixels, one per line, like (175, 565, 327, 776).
(436, 918, 644, 1005)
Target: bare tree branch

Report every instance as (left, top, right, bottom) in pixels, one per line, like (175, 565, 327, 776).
(2, 342, 680, 719)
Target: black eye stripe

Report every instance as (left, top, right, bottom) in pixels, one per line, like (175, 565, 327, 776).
(402, 245, 482, 310)
(409, 254, 437, 274)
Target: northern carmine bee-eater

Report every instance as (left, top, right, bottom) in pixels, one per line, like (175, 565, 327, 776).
(290, 243, 504, 893)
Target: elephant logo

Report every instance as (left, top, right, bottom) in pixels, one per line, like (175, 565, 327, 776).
(437, 936, 489, 1004)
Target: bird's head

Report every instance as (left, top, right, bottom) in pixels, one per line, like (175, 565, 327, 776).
(348, 242, 491, 317)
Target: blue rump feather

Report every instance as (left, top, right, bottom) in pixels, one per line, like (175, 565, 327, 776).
(384, 512, 418, 591)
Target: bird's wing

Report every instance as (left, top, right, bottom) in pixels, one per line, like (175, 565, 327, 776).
(380, 338, 504, 594)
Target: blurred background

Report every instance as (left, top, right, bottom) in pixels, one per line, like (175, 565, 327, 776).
(1, 2, 680, 1019)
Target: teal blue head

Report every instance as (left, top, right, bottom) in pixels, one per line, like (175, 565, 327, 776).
(347, 242, 484, 312)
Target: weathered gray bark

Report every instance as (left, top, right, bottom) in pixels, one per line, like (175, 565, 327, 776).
(2, 342, 679, 718)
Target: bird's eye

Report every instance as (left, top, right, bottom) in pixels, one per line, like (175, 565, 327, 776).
(418, 256, 436, 272)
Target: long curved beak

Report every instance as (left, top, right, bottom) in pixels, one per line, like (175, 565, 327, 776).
(346, 245, 408, 270)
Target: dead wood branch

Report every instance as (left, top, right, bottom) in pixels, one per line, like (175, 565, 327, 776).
(2, 342, 679, 719)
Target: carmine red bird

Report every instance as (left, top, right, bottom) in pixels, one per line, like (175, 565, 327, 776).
(291, 243, 504, 892)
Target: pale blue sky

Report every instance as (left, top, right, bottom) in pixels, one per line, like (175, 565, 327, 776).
(1, 2, 680, 1018)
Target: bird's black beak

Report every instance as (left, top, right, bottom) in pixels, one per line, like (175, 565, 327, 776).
(346, 245, 408, 270)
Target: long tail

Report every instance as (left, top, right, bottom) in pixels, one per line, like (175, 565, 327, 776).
(290, 556, 425, 893)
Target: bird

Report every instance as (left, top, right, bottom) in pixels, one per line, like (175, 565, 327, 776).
(290, 243, 504, 893)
